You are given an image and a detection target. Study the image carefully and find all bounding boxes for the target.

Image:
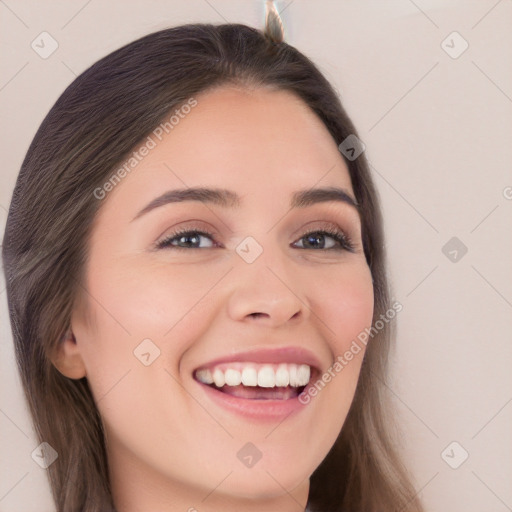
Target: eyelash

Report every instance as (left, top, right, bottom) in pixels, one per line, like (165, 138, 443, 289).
(156, 226, 356, 252)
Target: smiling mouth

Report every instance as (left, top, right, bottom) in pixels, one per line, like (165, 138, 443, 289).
(193, 362, 313, 400)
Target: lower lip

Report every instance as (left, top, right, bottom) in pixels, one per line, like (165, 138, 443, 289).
(195, 380, 311, 421)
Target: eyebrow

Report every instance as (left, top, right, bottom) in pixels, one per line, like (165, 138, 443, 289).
(132, 186, 360, 221)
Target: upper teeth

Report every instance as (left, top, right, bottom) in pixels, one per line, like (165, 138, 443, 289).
(195, 363, 311, 388)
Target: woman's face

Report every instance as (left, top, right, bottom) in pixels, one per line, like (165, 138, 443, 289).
(68, 86, 374, 510)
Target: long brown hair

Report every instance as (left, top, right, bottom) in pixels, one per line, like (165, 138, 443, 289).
(2, 23, 423, 512)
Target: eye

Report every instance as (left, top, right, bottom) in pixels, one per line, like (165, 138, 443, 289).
(293, 228, 355, 252)
(155, 226, 356, 252)
(156, 229, 218, 250)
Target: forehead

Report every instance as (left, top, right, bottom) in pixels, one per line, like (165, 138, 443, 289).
(98, 86, 353, 216)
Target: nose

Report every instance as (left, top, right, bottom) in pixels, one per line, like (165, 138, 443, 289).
(226, 249, 308, 328)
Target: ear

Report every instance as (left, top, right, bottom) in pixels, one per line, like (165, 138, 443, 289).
(51, 329, 87, 379)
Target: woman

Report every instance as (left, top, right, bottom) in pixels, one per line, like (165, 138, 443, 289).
(2, 9, 424, 512)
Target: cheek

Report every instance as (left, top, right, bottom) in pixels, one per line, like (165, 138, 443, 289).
(299, 259, 374, 409)
(311, 260, 374, 352)
(73, 258, 226, 385)
(82, 254, 221, 336)
(308, 260, 373, 414)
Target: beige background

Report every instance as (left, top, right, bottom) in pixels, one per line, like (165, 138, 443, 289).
(1, 1, 511, 511)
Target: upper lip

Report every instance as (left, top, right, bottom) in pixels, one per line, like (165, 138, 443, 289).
(193, 346, 323, 374)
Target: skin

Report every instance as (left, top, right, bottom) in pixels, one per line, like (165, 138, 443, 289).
(53, 86, 374, 512)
